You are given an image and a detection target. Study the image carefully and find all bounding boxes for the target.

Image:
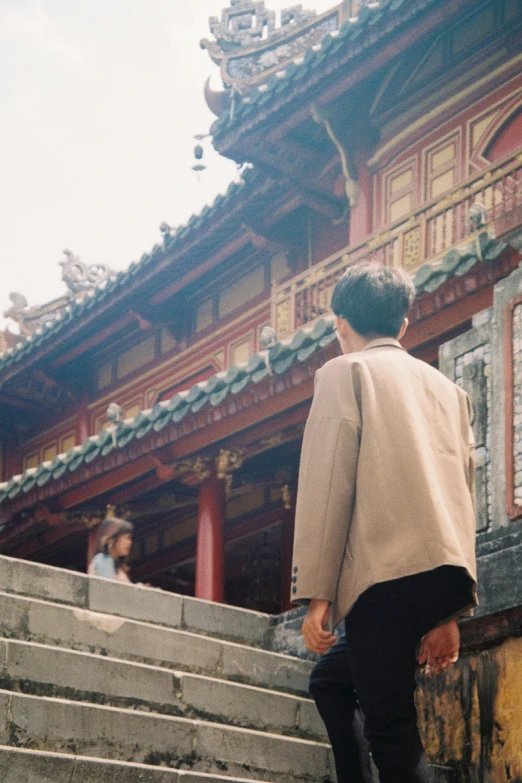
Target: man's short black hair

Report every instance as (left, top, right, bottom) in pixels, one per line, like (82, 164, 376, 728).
(331, 261, 415, 338)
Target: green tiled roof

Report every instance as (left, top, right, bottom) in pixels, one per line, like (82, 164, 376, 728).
(212, 0, 419, 140)
(413, 232, 507, 295)
(0, 169, 259, 378)
(0, 318, 337, 505)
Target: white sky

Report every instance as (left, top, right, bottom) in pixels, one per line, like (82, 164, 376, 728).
(0, 0, 336, 330)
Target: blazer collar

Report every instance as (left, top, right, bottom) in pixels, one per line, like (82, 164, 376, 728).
(363, 338, 405, 352)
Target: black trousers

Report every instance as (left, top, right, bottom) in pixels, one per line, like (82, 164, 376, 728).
(309, 566, 472, 783)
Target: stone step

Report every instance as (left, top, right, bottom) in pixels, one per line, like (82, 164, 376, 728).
(0, 555, 271, 646)
(0, 744, 461, 783)
(0, 638, 325, 740)
(0, 690, 333, 783)
(0, 745, 284, 783)
(0, 590, 312, 694)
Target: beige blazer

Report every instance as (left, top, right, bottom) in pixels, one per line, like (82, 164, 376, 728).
(291, 338, 477, 628)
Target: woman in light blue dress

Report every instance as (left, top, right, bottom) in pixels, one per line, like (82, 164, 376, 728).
(88, 516, 134, 582)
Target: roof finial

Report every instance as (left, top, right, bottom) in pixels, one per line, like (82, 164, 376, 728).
(60, 249, 115, 295)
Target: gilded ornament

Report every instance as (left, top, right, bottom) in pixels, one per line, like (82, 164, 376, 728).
(403, 227, 421, 269)
(216, 449, 244, 479)
(275, 299, 292, 337)
(260, 433, 284, 450)
(281, 484, 293, 510)
(177, 455, 212, 484)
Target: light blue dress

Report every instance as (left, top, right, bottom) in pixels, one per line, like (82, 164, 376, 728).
(89, 552, 118, 579)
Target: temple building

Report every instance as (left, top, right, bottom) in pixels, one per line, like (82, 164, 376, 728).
(0, 0, 522, 622)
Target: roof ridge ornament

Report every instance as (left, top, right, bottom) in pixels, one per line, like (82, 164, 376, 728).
(60, 249, 115, 295)
(209, 1, 276, 52)
(201, 2, 340, 112)
(207, 1, 318, 51)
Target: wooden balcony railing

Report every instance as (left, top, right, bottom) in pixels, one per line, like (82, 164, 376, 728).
(272, 151, 522, 338)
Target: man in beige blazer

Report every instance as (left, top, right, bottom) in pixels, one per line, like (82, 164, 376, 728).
(291, 262, 477, 783)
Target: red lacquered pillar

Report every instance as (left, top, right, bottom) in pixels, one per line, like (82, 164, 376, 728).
(76, 395, 90, 446)
(349, 150, 373, 247)
(195, 468, 226, 603)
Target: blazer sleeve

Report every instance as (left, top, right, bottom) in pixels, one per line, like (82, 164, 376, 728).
(291, 361, 360, 606)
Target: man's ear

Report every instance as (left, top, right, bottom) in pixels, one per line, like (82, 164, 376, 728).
(398, 317, 408, 340)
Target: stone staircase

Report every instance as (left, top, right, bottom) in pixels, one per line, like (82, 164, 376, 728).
(0, 554, 331, 783)
(0, 555, 459, 783)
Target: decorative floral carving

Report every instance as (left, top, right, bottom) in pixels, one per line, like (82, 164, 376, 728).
(260, 433, 284, 450)
(216, 448, 244, 496)
(216, 448, 244, 479)
(227, 16, 336, 81)
(3, 293, 47, 336)
(177, 455, 212, 485)
(207, 2, 319, 53)
(275, 298, 292, 337)
(209, 1, 276, 50)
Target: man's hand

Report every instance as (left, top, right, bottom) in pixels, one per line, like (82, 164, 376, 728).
(302, 599, 338, 654)
(417, 619, 460, 677)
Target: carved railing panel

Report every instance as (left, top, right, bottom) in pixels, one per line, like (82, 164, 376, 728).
(272, 151, 522, 338)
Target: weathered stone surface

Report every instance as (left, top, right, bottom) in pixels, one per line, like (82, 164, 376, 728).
(221, 639, 312, 694)
(182, 596, 269, 646)
(0, 589, 314, 693)
(0, 555, 272, 645)
(5, 690, 194, 762)
(475, 543, 522, 616)
(88, 577, 183, 628)
(0, 692, 11, 744)
(0, 556, 88, 608)
(439, 309, 493, 533)
(0, 746, 75, 782)
(181, 672, 299, 733)
(0, 746, 317, 783)
(0, 637, 324, 738)
(0, 689, 331, 782)
(266, 607, 311, 659)
(297, 698, 327, 740)
(71, 758, 180, 783)
(0, 591, 29, 640)
(195, 721, 332, 780)
(0, 639, 180, 709)
(23, 594, 223, 673)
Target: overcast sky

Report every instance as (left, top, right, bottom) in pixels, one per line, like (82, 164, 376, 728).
(0, 0, 335, 330)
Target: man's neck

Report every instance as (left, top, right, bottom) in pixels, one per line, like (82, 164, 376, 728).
(343, 332, 390, 354)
